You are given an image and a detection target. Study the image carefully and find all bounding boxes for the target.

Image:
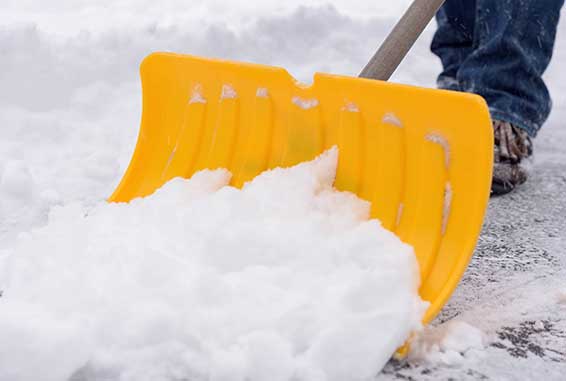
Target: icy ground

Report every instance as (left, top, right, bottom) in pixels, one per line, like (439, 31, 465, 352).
(1, 0, 565, 380)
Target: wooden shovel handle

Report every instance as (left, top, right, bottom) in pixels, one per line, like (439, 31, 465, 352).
(359, 0, 446, 81)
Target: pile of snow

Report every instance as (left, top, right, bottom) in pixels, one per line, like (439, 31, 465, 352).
(408, 320, 486, 366)
(0, 161, 54, 246)
(0, 149, 427, 381)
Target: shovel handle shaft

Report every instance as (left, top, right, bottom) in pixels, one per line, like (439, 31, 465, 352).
(359, 0, 445, 81)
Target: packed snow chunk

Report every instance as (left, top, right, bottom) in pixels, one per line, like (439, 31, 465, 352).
(533, 320, 546, 331)
(189, 84, 207, 104)
(426, 133, 451, 169)
(0, 149, 427, 381)
(292, 96, 319, 110)
(221, 84, 237, 99)
(409, 320, 486, 367)
(256, 87, 269, 98)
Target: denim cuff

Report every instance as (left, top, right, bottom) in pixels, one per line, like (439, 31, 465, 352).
(437, 76, 460, 91)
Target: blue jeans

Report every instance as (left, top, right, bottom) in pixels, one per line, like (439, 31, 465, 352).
(431, 0, 564, 137)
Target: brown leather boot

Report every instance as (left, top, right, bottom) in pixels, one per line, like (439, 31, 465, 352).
(491, 120, 533, 196)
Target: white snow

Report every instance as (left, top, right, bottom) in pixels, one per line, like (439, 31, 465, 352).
(343, 101, 360, 112)
(0, 161, 52, 245)
(0, 149, 426, 381)
(189, 84, 207, 104)
(292, 97, 320, 110)
(382, 113, 403, 127)
(533, 320, 546, 331)
(426, 133, 451, 169)
(408, 321, 486, 367)
(221, 84, 238, 100)
(256, 87, 269, 98)
(442, 182, 453, 236)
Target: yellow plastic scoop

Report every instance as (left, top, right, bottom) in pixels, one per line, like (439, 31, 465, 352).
(110, 0, 493, 323)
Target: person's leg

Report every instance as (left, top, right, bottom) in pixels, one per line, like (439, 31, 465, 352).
(431, 0, 477, 91)
(456, 0, 564, 138)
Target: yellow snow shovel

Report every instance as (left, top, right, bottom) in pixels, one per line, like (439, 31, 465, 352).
(110, 0, 493, 324)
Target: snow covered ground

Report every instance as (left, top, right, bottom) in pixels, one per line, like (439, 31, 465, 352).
(1, 0, 565, 380)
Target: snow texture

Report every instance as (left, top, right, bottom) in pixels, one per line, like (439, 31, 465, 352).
(382, 113, 403, 127)
(0, 149, 426, 381)
(409, 321, 486, 366)
(292, 97, 320, 110)
(426, 133, 451, 169)
(221, 84, 238, 100)
(441, 182, 452, 236)
(343, 101, 360, 112)
(189, 84, 207, 104)
(256, 88, 269, 98)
